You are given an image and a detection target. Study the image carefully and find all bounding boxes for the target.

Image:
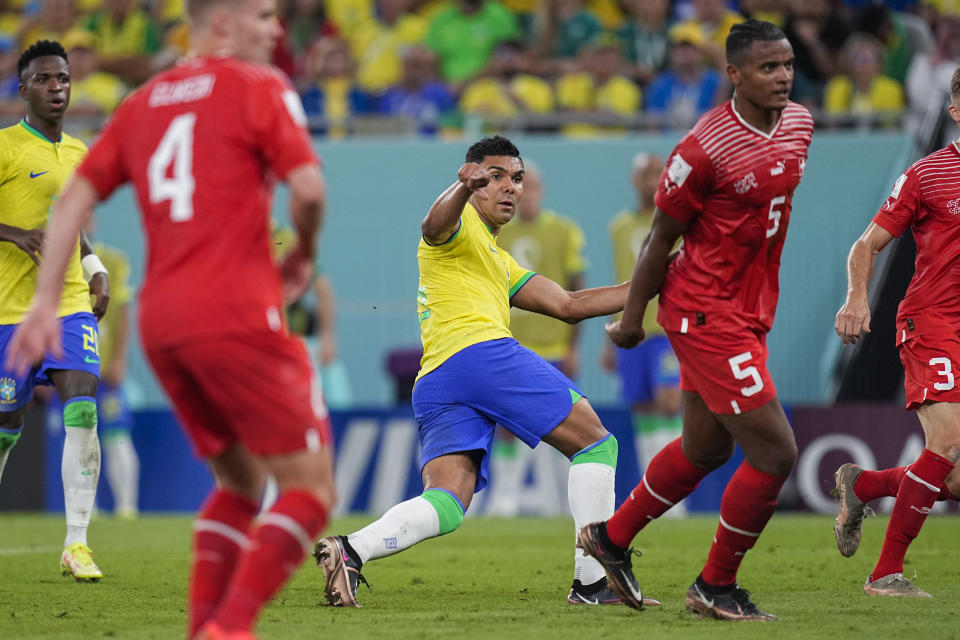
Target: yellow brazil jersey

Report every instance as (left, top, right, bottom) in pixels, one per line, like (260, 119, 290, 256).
(497, 210, 586, 361)
(93, 243, 132, 370)
(416, 203, 534, 380)
(0, 120, 90, 325)
(609, 208, 663, 337)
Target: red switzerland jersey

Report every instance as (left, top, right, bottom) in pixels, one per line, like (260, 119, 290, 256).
(77, 56, 318, 349)
(654, 100, 813, 334)
(874, 143, 960, 342)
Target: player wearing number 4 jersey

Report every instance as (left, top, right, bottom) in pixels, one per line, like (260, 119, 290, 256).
(832, 67, 960, 600)
(578, 20, 811, 620)
(7, 0, 336, 637)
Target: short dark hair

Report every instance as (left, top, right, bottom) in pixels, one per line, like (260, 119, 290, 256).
(465, 135, 521, 164)
(951, 67, 960, 103)
(726, 19, 787, 66)
(17, 40, 68, 81)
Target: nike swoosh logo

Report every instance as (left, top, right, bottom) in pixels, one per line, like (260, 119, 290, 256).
(84, 356, 99, 364)
(577, 595, 599, 605)
(29, 170, 49, 178)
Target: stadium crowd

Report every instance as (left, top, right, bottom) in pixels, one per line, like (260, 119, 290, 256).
(0, 0, 958, 135)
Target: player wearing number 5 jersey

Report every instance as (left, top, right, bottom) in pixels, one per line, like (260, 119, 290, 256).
(577, 20, 811, 620)
(7, 0, 336, 637)
(831, 67, 960, 600)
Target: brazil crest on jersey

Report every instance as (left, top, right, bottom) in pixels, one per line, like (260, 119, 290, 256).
(416, 203, 534, 380)
(0, 120, 90, 324)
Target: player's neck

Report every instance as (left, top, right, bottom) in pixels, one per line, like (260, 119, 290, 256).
(24, 112, 62, 143)
(731, 93, 781, 135)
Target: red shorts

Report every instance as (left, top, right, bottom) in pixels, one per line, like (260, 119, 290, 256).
(666, 329, 777, 415)
(898, 335, 960, 410)
(145, 331, 332, 458)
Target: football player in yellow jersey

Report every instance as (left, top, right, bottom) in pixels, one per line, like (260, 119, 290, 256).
(602, 153, 684, 513)
(316, 136, 661, 609)
(0, 40, 111, 582)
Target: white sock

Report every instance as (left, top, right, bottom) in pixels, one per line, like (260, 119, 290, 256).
(569, 462, 615, 585)
(63, 426, 101, 547)
(347, 496, 440, 564)
(636, 429, 687, 517)
(0, 447, 13, 483)
(103, 435, 139, 515)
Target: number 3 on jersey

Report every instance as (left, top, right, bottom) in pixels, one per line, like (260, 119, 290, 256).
(148, 113, 196, 221)
(929, 357, 955, 391)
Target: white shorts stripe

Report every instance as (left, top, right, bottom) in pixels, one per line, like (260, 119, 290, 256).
(719, 516, 762, 537)
(902, 329, 907, 343)
(730, 400, 741, 414)
(194, 519, 249, 548)
(681, 317, 689, 334)
(905, 469, 941, 493)
(643, 475, 676, 506)
(260, 512, 313, 552)
(923, 388, 928, 402)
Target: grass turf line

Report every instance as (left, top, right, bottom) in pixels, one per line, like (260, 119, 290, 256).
(0, 513, 957, 638)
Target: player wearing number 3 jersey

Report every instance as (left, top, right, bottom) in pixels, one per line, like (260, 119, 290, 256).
(7, 0, 337, 637)
(831, 67, 960, 599)
(577, 20, 811, 621)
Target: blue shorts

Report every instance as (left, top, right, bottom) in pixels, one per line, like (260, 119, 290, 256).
(616, 335, 680, 406)
(0, 312, 101, 411)
(413, 338, 583, 493)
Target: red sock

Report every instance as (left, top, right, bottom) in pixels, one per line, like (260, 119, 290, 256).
(606, 438, 710, 548)
(211, 490, 329, 633)
(188, 489, 259, 637)
(701, 462, 786, 587)
(872, 449, 954, 579)
(853, 467, 906, 503)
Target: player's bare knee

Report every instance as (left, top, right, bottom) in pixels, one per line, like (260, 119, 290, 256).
(683, 438, 733, 471)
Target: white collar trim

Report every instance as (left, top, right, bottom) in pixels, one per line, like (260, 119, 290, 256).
(730, 97, 783, 140)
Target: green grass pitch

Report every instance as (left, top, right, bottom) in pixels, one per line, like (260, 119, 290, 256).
(1, 513, 958, 639)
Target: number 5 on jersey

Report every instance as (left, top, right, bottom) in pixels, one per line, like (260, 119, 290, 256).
(148, 113, 197, 221)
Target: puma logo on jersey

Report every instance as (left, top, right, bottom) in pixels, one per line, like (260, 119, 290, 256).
(734, 172, 758, 194)
(770, 161, 785, 176)
(947, 198, 960, 216)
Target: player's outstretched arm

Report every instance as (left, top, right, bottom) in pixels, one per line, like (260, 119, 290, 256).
(835, 222, 895, 346)
(511, 274, 630, 324)
(281, 165, 327, 303)
(6, 175, 99, 373)
(421, 162, 489, 245)
(606, 209, 686, 349)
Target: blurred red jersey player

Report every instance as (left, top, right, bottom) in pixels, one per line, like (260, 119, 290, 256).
(578, 19, 812, 620)
(7, 0, 335, 637)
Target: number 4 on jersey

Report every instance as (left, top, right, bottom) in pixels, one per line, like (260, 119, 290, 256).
(148, 113, 196, 221)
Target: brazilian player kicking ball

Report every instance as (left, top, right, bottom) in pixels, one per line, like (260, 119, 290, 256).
(0, 40, 110, 581)
(316, 135, 659, 608)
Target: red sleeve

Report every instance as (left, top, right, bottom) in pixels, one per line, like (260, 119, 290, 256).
(873, 168, 919, 238)
(75, 102, 130, 200)
(654, 135, 712, 223)
(246, 71, 319, 179)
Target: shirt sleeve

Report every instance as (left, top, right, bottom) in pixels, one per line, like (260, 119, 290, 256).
(873, 168, 919, 238)
(247, 72, 319, 180)
(654, 135, 712, 223)
(75, 102, 129, 200)
(505, 249, 535, 298)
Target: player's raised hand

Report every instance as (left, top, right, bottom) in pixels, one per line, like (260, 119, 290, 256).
(605, 320, 645, 349)
(835, 296, 871, 345)
(6, 301, 61, 376)
(89, 272, 110, 320)
(458, 162, 490, 200)
(279, 242, 314, 304)
(7, 226, 44, 266)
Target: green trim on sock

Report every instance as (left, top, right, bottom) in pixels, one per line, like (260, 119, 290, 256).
(421, 488, 464, 535)
(100, 429, 131, 443)
(0, 429, 21, 451)
(492, 439, 520, 459)
(570, 388, 583, 405)
(63, 400, 97, 428)
(570, 434, 618, 469)
(633, 413, 682, 435)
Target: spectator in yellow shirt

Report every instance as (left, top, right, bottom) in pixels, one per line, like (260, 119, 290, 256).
(824, 32, 904, 124)
(555, 40, 641, 136)
(18, 0, 77, 50)
(83, 0, 164, 84)
(669, 0, 744, 69)
(61, 29, 126, 118)
(348, 0, 429, 93)
(459, 40, 554, 119)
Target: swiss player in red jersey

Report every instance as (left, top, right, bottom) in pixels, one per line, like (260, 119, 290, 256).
(831, 68, 960, 599)
(577, 20, 811, 620)
(7, 0, 335, 637)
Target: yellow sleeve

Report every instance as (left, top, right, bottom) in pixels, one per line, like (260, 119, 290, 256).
(0, 133, 13, 185)
(597, 77, 640, 114)
(504, 248, 535, 298)
(556, 73, 594, 110)
(511, 75, 555, 113)
(874, 76, 904, 112)
(564, 220, 587, 275)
